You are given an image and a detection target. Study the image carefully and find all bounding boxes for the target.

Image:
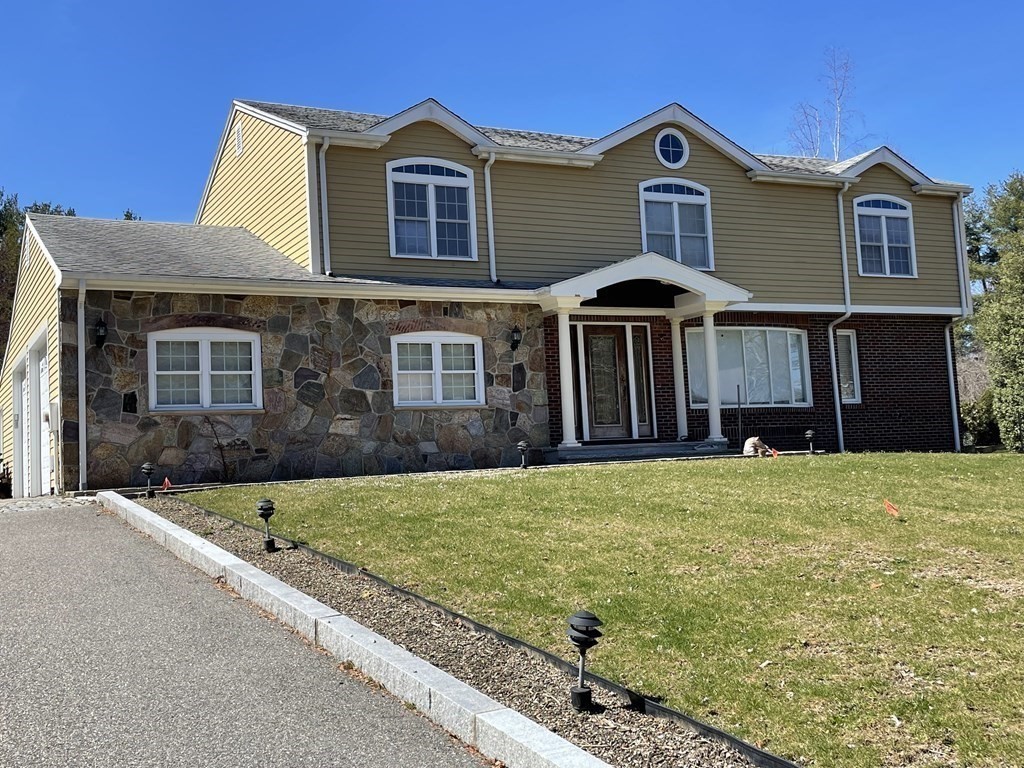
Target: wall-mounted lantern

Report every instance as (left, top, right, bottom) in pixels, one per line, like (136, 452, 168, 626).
(95, 319, 108, 349)
(509, 325, 523, 352)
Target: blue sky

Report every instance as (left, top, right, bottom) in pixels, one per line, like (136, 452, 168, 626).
(2, 0, 1020, 222)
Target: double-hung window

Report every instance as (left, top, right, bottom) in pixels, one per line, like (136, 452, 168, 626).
(386, 158, 477, 260)
(854, 195, 916, 277)
(686, 328, 811, 407)
(391, 332, 485, 407)
(639, 179, 714, 269)
(836, 330, 861, 404)
(148, 329, 262, 411)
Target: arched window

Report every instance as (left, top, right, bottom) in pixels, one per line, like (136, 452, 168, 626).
(853, 195, 916, 277)
(386, 158, 477, 261)
(148, 328, 262, 411)
(639, 179, 714, 269)
(391, 331, 485, 406)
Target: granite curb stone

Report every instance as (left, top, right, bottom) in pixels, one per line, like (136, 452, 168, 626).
(96, 491, 610, 768)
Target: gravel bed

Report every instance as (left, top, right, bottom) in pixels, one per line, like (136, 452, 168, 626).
(141, 495, 756, 768)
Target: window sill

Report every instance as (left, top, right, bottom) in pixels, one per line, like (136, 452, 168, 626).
(394, 403, 486, 410)
(148, 408, 266, 416)
(689, 403, 812, 410)
(857, 272, 918, 279)
(391, 254, 479, 262)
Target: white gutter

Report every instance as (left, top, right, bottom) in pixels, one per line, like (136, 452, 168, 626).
(471, 146, 601, 168)
(956, 193, 974, 315)
(318, 138, 332, 277)
(484, 152, 498, 283)
(942, 192, 969, 453)
(827, 182, 853, 453)
(747, 170, 861, 188)
(77, 279, 87, 490)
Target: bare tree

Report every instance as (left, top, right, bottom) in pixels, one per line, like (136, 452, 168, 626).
(788, 47, 868, 161)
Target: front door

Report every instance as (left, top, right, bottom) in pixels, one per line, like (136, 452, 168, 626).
(582, 326, 631, 439)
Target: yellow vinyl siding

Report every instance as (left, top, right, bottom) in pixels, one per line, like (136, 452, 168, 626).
(326, 122, 490, 280)
(491, 126, 845, 304)
(845, 165, 962, 307)
(0, 229, 61, 491)
(199, 111, 310, 269)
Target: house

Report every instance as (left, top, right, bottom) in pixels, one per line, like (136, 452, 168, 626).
(0, 98, 973, 496)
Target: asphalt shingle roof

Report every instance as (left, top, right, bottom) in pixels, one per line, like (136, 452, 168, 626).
(29, 215, 335, 283)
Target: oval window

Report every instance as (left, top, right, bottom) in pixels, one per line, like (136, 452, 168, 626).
(655, 127, 689, 169)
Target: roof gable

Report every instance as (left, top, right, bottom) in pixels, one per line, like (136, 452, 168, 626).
(361, 99, 497, 148)
(580, 104, 770, 172)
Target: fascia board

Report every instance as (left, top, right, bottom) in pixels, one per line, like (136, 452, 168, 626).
(471, 146, 601, 167)
(747, 170, 861, 187)
(233, 100, 309, 137)
(57, 273, 542, 304)
(363, 99, 497, 147)
(843, 147, 932, 187)
(912, 183, 974, 196)
(579, 104, 770, 172)
(311, 131, 390, 149)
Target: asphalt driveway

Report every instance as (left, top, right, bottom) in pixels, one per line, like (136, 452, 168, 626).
(0, 498, 484, 768)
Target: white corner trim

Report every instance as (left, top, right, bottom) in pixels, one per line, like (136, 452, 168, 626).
(366, 99, 496, 148)
(304, 142, 322, 275)
(76, 279, 87, 490)
(579, 103, 770, 172)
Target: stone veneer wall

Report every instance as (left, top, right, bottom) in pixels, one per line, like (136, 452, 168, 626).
(59, 291, 549, 490)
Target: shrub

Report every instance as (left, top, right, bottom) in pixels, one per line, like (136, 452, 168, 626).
(961, 389, 1001, 447)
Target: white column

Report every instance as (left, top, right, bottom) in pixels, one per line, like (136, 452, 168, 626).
(670, 318, 688, 440)
(557, 309, 580, 448)
(703, 311, 724, 442)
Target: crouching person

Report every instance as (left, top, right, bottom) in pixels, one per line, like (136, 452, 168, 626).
(743, 436, 772, 457)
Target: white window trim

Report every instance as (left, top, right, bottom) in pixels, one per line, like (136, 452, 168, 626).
(390, 331, 485, 407)
(639, 177, 715, 270)
(853, 194, 918, 278)
(385, 157, 478, 261)
(837, 329, 861, 404)
(147, 328, 263, 412)
(654, 127, 690, 170)
(685, 326, 813, 408)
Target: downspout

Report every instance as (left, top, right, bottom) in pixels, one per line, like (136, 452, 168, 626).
(484, 152, 498, 283)
(318, 137, 333, 277)
(827, 182, 853, 453)
(77, 280, 87, 490)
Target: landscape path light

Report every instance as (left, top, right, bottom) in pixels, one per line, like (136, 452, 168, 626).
(805, 429, 816, 455)
(567, 610, 603, 712)
(140, 462, 155, 498)
(517, 440, 530, 469)
(256, 498, 278, 553)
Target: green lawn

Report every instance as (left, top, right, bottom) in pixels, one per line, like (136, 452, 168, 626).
(188, 454, 1024, 767)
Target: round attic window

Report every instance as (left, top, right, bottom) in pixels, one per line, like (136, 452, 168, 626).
(655, 127, 689, 169)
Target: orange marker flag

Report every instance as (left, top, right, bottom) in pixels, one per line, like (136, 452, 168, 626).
(884, 499, 900, 517)
(771, 448, 779, 459)
(162, 476, 172, 491)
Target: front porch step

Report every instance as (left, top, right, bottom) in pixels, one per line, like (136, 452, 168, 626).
(545, 440, 732, 465)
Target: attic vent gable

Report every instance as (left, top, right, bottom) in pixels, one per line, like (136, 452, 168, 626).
(234, 122, 244, 156)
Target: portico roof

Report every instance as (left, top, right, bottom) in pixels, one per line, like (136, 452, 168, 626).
(538, 252, 752, 311)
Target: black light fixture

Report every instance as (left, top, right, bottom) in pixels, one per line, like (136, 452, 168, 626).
(567, 610, 603, 712)
(509, 325, 523, 352)
(256, 498, 278, 553)
(95, 319, 108, 349)
(517, 440, 530, 469)
(140, 461, 155, 498)
(805, 429, 816, 455)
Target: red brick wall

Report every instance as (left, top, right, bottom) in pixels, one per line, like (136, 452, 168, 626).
(544, 312, 957, 452)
